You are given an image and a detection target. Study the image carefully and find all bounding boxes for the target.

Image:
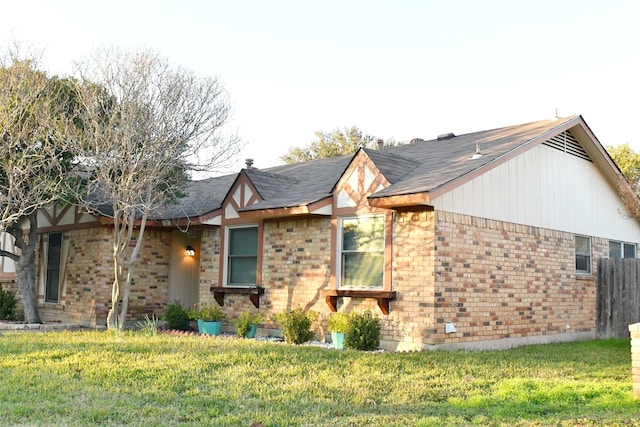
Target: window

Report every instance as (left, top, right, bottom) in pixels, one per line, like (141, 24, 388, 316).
(575, 235, 591, 274)
(609, 240, 636, 259)
(45, 233, 63, 303)
(226, 226, 258, 286)
(339, 215, 384, 289)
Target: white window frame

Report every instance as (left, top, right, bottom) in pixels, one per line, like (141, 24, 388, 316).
(337, 214, 385, 290)
(608, 240, 637, 259)
(575, 235, 591, 274)
(223, 225, 258, 287)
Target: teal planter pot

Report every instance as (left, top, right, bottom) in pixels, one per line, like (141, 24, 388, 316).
(201, 320, 222, 336)
(197, 319, 204, 334)
(331, 332, 345, 350)
(247, 324, 258, 339)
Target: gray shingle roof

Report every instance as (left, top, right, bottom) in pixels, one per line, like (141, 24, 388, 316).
(241, 155, 351, 211)
(162, 116, 579, 220)
(150, 173, 237, 220)
(369, 116, 578, 198)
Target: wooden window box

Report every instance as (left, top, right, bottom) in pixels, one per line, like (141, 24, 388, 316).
(323, 289, 397, 315)
(210, 286, 265, 308)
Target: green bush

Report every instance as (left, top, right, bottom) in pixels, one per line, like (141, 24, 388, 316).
(275, 308, 317, 344)
(233, 311, 263, 338)
(0, 288, 17, 321)
(344, 310, 381, 351)
(163, 300, 189, 330)
(326, 312, 350, 333)
(195, 304, 225, 322)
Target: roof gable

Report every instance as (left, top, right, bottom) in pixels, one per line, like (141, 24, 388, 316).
(333, 149, 390, 211)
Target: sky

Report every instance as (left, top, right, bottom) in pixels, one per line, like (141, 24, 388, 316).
(3, 0, 640, 175)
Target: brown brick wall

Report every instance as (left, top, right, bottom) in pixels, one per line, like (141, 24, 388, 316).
(38, 226, 172, 326)
(196, 209, 605, 349)
(198, 226, 220, 306)
(387, 209, 437, 346)
(262, 218, 332, 314)
(430, 211, 603, 346)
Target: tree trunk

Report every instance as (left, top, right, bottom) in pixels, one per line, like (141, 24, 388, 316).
(12, 212, 41, 324)
(118, 264, 135, 329)
(106, 264, 121, 329)
(16, 251, 40, 323)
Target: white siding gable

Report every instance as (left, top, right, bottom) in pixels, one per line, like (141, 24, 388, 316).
(432, 143, 640, 242)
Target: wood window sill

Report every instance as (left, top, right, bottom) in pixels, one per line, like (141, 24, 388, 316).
(323, 289, 397, 315)
(210, 286, 265, 308)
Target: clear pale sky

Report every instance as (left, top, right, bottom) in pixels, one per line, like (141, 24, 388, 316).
(3, 0, 639, 174)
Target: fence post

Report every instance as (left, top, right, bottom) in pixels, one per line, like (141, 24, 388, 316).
(630, 322, 640, 400)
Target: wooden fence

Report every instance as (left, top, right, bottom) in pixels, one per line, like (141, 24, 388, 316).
(597, 258, 640, 338)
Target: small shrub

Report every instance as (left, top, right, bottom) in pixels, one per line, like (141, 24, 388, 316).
(136, 314, 159, 337)
(232, 311, 263, 338)
(326, 312, 350, 333)
(275, 308, 317, 344)
(0, 288, 17, 321)
(195, 304, 225, 322)
(344, 310, 381, 351)
(186, 305, 199, 321)
(163, 300, 189, 330)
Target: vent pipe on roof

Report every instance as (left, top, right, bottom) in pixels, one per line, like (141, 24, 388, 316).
(245, 158, 254, 169)
(376, 138, 384, 150)
(437, 132, 455, 141)
(470, 142, 483, 160)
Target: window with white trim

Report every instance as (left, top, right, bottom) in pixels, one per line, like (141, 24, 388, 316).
(226, 226, 258, 286)
(45, 233, 63, 303)
(338, 215, 384, 289)
(575, 235, 591, 274)
(609, 240, 636, 259)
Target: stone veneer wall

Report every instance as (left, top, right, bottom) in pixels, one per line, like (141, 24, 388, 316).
(429, 211, 606, 347)
(38, 226, 172, 326)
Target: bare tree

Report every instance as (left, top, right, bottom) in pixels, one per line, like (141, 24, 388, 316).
(73, 48, 240, 329)
(0, 48, 80, 323)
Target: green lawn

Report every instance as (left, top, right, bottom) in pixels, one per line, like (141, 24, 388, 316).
(0, 330, 638, 426)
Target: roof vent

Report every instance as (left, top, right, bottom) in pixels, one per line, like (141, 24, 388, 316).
(410, 138, 425, 144)
(470, 142, 483, 160)
(437, 132, 455, 141)
(245, 158, 254, 169)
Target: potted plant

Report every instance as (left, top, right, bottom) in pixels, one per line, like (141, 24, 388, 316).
(232, 311, 263, 338)
(327, 312, 350, 350)
(196, 304, 226, 336)
(186, 304, 199, 330)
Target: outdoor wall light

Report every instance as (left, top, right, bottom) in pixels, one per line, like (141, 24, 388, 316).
(186, 245, 195, 257)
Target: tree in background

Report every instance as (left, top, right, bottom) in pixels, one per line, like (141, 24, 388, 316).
(280, 126, 397, 164)
(607, 143, 640, 218)
(72, 48, 241, 329)
(607, 143, 640, 191)
(0, 49, 81, 323)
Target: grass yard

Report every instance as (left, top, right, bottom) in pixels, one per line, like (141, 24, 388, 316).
(0, 330, 638, 426)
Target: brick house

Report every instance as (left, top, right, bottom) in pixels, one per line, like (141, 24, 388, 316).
(2, 115, 639, 350)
